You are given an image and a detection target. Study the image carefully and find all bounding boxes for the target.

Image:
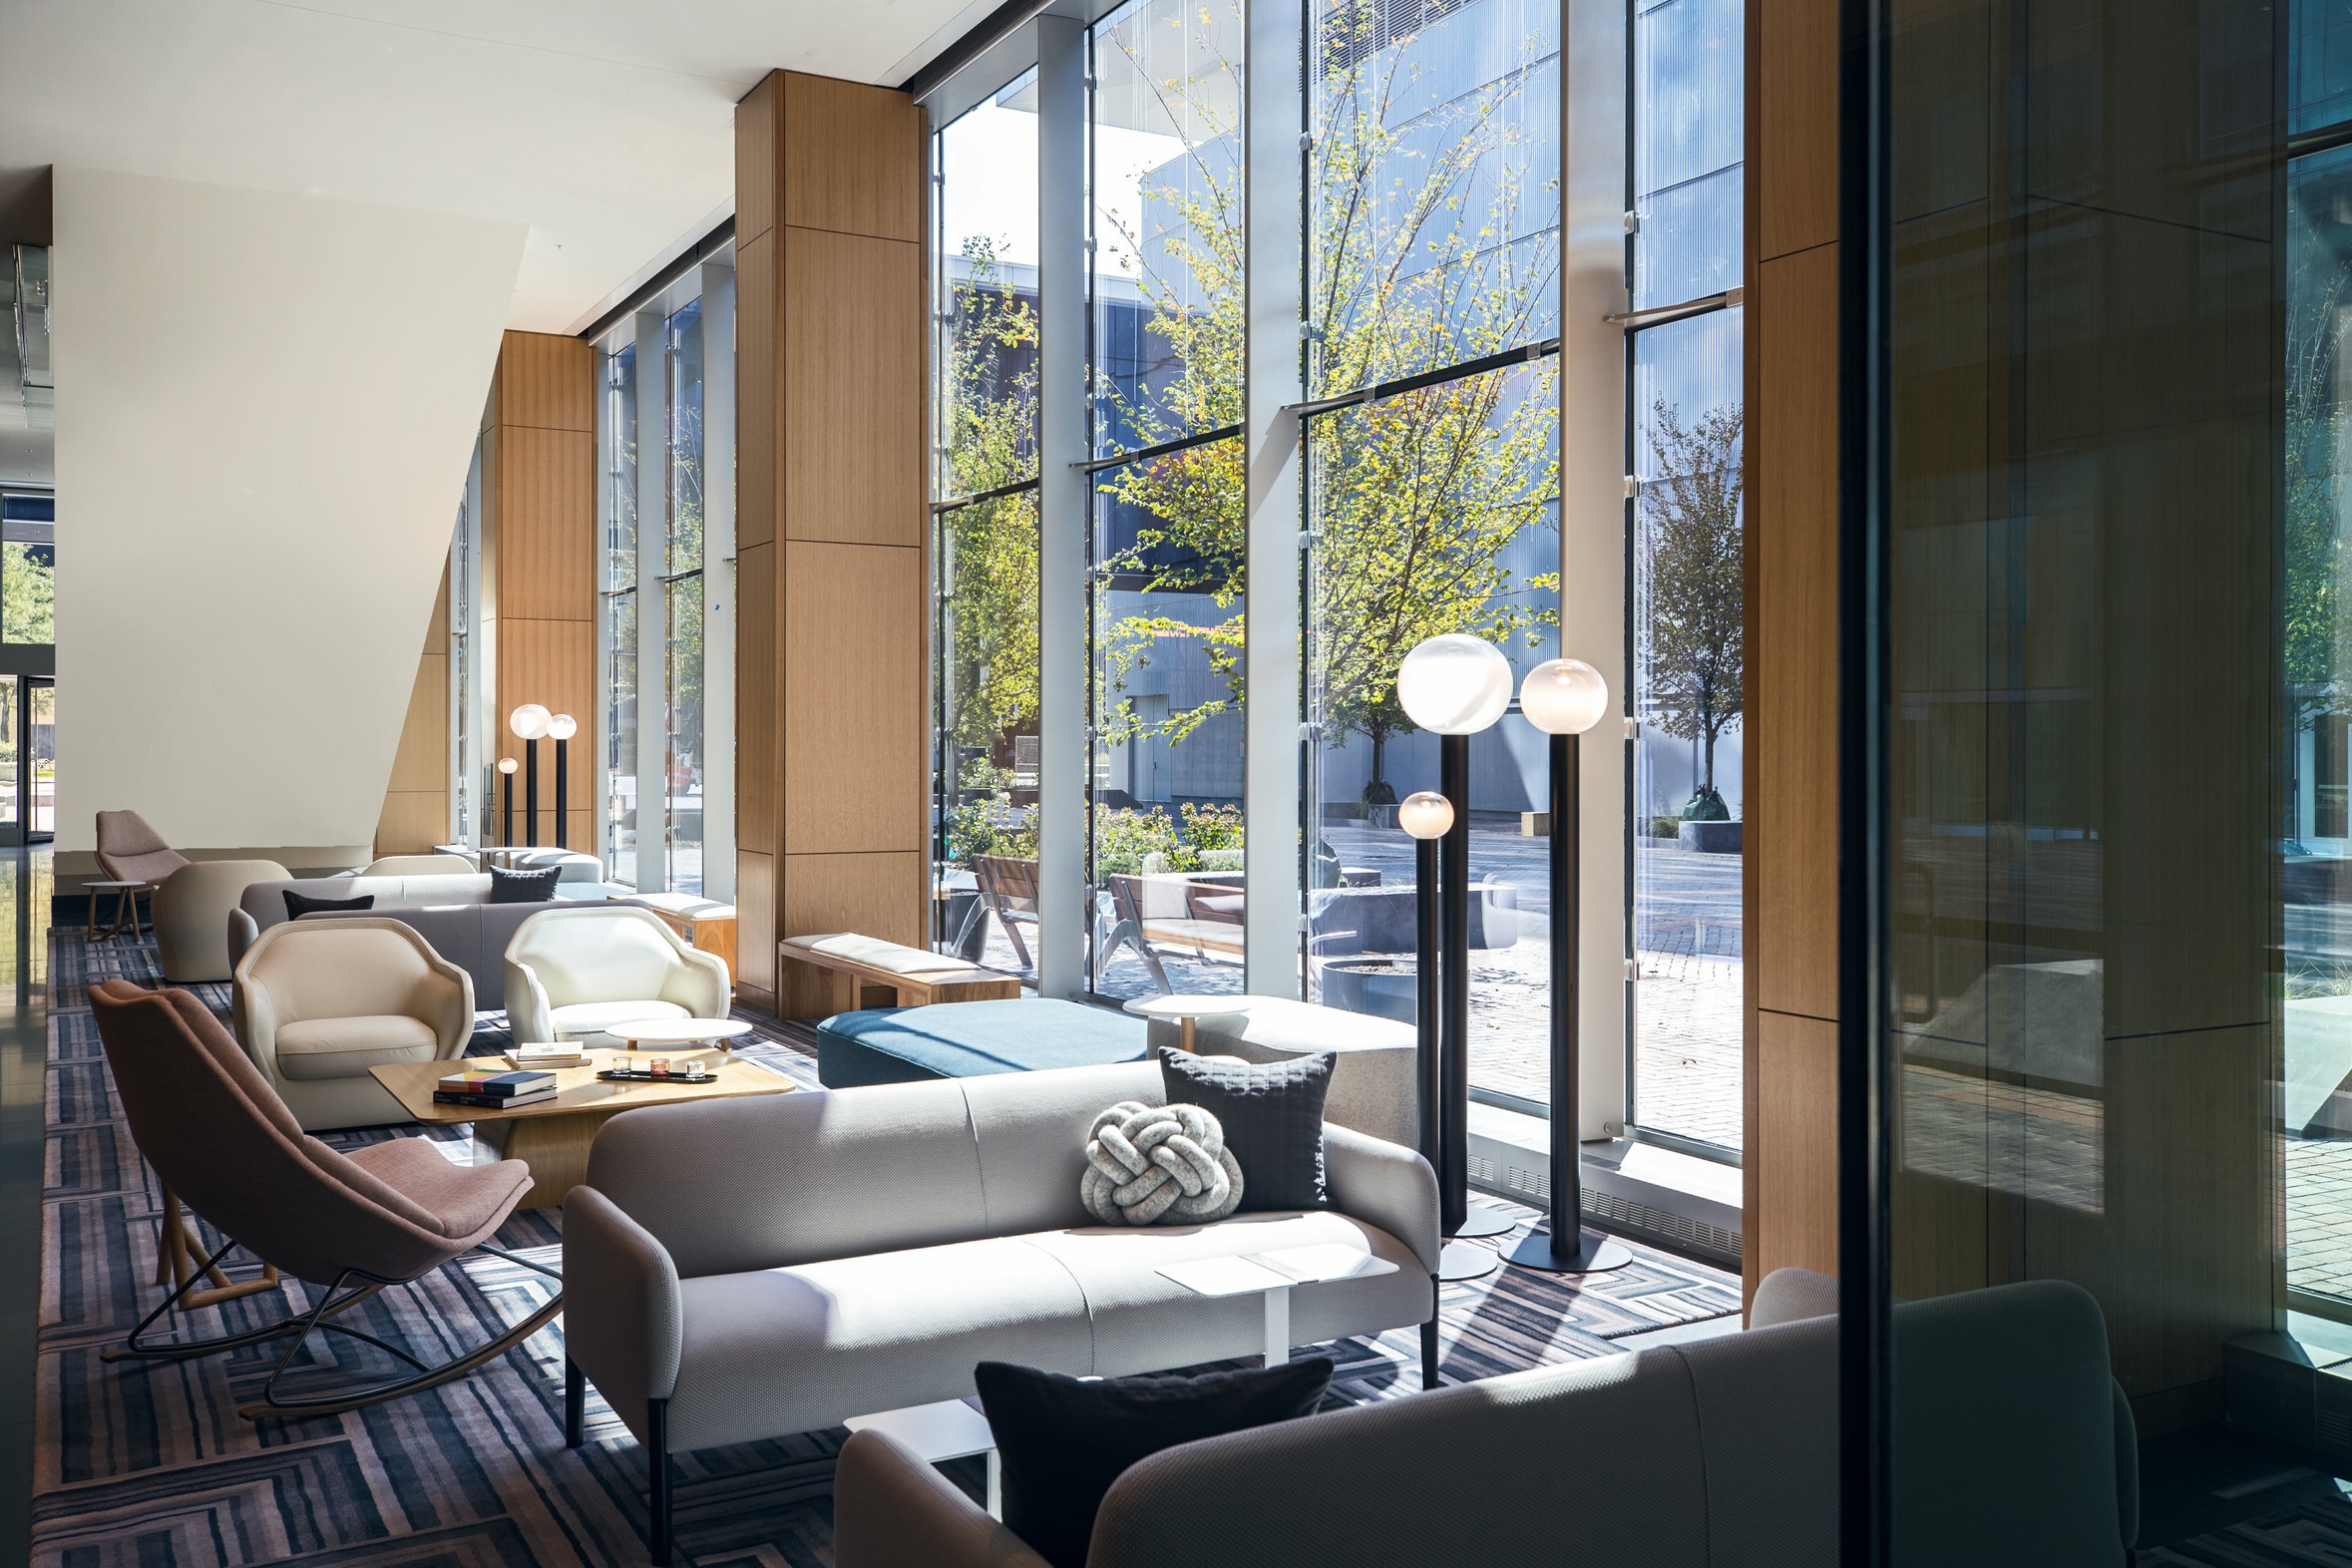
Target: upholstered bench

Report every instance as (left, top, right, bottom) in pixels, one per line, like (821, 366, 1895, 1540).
(816, 997, 1149, 1088)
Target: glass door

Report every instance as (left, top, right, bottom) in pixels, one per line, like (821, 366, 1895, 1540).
(26, 678, 53, 841)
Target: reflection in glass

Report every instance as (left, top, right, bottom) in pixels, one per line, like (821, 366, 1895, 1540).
(665, 300, 705, 894)
(603, 341, 638, 882)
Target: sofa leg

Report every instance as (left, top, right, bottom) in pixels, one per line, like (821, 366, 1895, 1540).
(647, 1397, 671, 1566)
(1421, 1315, 1440, 1391)
(564, 1358, 584, 1447)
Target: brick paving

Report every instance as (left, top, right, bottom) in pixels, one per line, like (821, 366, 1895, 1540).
(968, 816, 1747, 1152)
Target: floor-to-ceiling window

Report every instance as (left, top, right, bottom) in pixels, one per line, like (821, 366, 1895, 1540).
(1625, 0, 1743, 1152)
(932, 75, 1042, 961)
(601, 339, 639, 883)
(1084, 0, 1247, 999)
(1303, 0, 1562, 1103)
(663, 299, 705, 894)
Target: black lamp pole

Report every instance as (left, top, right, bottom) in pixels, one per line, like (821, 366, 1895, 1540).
(555, 737, 569, 850)
(501, 769, 515, 846)
(1441, 732, 1516, 1243)
(1416, 832, 1441, 1171)
(1505, 730, 1632, 1274)
(525, 738, 541, 848)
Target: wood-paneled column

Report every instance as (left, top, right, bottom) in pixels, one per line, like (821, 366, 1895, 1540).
(1743, 0, 1843, 1308)
(374, 564, 451, 855)
(482, 330, 597, 852)
(734, 71, 928, 1014)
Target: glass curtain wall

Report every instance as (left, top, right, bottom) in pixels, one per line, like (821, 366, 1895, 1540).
(664, 300, 706, 893)
(932, 75, 1042, 964)
(602, 340, 639, 882)
(1626, 0, 1744, 1151)
(1084, 0, 1247, 1000)
(1303, 0, 1562, 1102)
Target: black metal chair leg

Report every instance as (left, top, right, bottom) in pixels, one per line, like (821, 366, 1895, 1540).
(1422, 1314, 1440, 1391)
(647, 1397, 671, 1566)
(565, 1359, 585, 1447)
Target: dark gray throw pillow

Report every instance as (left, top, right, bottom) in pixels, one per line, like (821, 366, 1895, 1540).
(975, 1358, 1334, 1568)
(489, 865, 563, 904)
(283, 890, 372, 921)
(1159, 1047, 1335, 1211)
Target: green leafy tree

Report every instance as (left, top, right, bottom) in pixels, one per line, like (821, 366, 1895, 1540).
(1642, 399, 1744, 811)
(1, 545, 52, 645)
(1094, 0, 1558, 792)
(941, 236, 1043, 771)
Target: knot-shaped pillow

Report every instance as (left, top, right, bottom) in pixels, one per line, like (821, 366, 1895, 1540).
(1080, 1100, 1244, 1226)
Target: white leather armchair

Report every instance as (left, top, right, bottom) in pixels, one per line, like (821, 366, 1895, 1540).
(504, 906, 729, 1044)
(153, 859, 290, 982)
(231, 918, 474, 1130)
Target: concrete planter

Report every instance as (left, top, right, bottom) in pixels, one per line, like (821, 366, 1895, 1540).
(1320, 958, 1419, 1024)
(1678, 819, 1743, 854)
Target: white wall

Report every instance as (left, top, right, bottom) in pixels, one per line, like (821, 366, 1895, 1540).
(53, 167, 524, 861)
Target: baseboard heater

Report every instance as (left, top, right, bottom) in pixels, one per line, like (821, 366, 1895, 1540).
(1465, 1107, 1743, 1270)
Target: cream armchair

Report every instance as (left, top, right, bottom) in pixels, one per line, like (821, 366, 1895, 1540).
(153, 859, 290, 982)
(504, 906, 729, 1045)
(231, 918, 474, 1130)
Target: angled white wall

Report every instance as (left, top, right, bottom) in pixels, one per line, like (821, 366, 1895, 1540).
(53, 167, 524, 865)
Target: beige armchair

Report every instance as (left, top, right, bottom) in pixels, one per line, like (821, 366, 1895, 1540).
(153, 859, 290, 982)
(504, 905, 729, 1044)
(231, 917, 474, 1130)
(95, 809, 191, 889)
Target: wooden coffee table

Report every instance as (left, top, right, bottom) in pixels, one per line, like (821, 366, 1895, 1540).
(371, 1049, 792, 1210)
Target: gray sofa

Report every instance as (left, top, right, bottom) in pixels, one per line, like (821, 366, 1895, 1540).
(563, 1059, 1438, 1564)
(836, 1268, 2140, 1568)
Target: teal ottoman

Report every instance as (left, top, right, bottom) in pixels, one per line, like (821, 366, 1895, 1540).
(815, 997, 1150, 1088)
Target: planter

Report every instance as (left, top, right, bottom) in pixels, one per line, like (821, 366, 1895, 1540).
(1678, 819, 1743, 855)
(1319, 958, 1420, 1024)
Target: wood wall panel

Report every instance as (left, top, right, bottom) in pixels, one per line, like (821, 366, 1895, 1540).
(783, 542, 925, 854)
(375, 566, 449, 856)
(780, 72, 925, 242)
(1757, 0, 1840, 260)
(1750, 244, 1842, 1024)
(736, 231, 778, 552)
(494, 618, 595, 746)
(494, 427, 596, 622)
(496, 331, 595, 433)
(1756, 1010, 1841, 1280)
(737, 69, 930, 975)
(783, 227, 924, 548)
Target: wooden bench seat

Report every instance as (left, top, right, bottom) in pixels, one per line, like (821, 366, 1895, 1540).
(777, 933, 1021, 1018)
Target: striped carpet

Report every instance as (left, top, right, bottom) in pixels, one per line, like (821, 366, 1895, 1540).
(35, 928, 1745, 1567)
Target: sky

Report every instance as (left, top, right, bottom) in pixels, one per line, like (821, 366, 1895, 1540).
(938, 94, 1190, 284)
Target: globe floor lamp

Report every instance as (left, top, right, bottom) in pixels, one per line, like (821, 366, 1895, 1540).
(510, 704, 551, 847)
(1502, 658, 1633, 1275)
(1395, 634, 1521, 1251)
(1399, 789, 1499, 1284)
(547, 713, 577, 850)
(498, 757, 517, 846)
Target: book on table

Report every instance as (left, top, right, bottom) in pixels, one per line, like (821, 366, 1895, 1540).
(433, 1087, 559, 1110)
(436, 1068, 556, 1097)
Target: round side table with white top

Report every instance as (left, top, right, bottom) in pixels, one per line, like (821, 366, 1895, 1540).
(610, 1018, 757, 1053)
(1121, 993, 1253, 1054)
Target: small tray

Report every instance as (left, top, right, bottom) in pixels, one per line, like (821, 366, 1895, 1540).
(595, 1065, 719, 1084)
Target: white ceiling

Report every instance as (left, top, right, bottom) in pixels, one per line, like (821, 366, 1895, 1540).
(0, 0, 995, 334)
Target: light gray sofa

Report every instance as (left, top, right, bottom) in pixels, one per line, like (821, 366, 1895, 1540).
(563, 1059, 1439, 1565)
(835, 1268, 2140, 1568)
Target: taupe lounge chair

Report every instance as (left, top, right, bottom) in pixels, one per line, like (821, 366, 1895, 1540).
(88, 980, 560, 1419)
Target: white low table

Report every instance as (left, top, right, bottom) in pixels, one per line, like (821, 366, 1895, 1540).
(1156, 1243, 1399, 1367)
(610, 1018, 756, 1052)
(843, 1398, 1000, 1517)
(1122, 992, 1253, 1053)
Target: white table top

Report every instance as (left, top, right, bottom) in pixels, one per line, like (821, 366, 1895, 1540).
(83, 880, 145, 890)
(610, 1018, 757, 1045)
(843, 1398, 994, 1462)
(1157, 1244, 1399, 1298)
(1123, 993, 1255, 1022)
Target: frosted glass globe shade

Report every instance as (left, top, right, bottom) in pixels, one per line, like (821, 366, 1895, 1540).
(509, 703, 551, 739)
(1520, 658, 1610, 735)
(498, 757, 518, 775)
(546, 713, 579, 741)
(1395, 634, 1513, 735)
(1397, 790, 1455, 841)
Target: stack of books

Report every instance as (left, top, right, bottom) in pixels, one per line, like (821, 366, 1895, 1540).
(433, 1068, 558, 1110)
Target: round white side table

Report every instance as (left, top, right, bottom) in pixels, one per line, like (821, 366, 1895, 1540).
(1121, 993, 1253, 1054)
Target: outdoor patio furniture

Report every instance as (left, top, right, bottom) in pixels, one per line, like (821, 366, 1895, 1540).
(973, 855, 1042, 971)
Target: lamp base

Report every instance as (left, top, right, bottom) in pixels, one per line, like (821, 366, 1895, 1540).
(1448, 1200, 1517, 1240)
(1501, 1228, 1633, 1275)
(1436, 1240, 1500, 1283)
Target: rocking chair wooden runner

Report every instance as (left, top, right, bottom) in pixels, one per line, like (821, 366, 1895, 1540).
(87, 980, 561, 1420)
